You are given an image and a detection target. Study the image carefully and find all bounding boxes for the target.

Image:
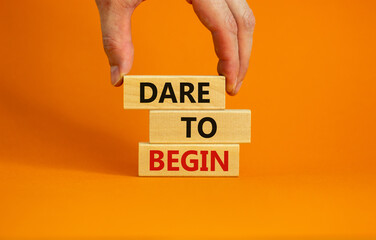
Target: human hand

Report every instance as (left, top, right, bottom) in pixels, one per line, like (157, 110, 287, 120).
(95, 0, 255, 95)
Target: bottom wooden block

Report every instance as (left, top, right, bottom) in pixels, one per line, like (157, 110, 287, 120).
(139, 142, 239, 177)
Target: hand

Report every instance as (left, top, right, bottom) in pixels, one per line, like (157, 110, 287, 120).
(95, 0, 255, 95)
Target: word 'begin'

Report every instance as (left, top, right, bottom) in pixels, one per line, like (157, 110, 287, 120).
(149, 150, 229, 172)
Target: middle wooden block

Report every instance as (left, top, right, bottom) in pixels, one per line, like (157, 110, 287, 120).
(150, 110, 251, 143)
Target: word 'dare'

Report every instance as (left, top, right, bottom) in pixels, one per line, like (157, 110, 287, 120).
(123, 76, 225, 109)
(150, 150, 228, 172)
(141, 82, 210, 103)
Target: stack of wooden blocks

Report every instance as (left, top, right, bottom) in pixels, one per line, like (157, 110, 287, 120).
(123, 76, 251, 177)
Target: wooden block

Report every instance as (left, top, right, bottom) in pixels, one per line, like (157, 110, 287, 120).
(149, 110, 251, 143)
(123, 75, 225, 109)
(139, 143, 239, 176)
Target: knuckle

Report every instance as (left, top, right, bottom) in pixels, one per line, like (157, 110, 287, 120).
(224, 12, 238, 35)
(102, 36, 121, 54)
(241, 9, 256, 31)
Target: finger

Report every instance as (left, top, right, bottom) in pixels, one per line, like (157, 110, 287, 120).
(225, 0, 255, 94)
(189, 0, 240, 95)
(95, 0, 142, 86)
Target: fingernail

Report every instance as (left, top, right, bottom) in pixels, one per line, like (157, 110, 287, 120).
(226, 82, 236, 95)
(110, 66, 121, 86)
(233, 81, 243, 95)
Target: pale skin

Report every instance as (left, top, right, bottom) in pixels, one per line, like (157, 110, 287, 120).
(95, 0, 255, 95)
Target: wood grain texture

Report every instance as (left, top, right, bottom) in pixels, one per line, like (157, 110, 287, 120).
(139, 143, 239, 176)
(149, 110, 251, 143)
(123, 75, 225, 109)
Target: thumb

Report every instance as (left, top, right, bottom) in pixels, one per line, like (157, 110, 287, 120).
(96, 0, 141, 86)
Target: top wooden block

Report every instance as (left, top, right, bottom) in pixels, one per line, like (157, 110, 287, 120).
(123, 75, 225, 109)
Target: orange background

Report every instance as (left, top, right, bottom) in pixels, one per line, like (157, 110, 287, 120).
(1, 0, 376, 239)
